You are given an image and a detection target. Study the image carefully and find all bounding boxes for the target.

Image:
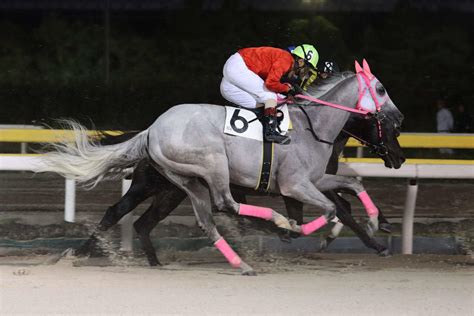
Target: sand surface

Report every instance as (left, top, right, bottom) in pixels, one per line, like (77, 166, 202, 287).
(1, 253, 473, 315)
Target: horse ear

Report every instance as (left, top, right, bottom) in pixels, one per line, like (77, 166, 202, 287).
(362, 59, 372, 76)
(355, 60, 363, 73)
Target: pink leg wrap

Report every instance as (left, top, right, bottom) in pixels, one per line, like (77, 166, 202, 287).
(238, 203, 273, 220)
(300, 216, 328, 236)
(214, 238, 241, 268)
(358, 191, 379, 217)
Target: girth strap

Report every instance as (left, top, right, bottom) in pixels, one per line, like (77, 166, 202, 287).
(255, 141, 274, 192)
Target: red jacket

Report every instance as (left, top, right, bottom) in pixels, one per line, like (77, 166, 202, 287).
(238, 47, 293, 93)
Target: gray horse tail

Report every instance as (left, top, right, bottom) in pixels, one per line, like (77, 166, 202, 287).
(37, 120, 149, 188)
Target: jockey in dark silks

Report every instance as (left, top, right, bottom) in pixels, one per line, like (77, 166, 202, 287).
(299, 60, 340, 91)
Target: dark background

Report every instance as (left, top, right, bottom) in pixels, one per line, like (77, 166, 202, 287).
(0, 0, 472, 131)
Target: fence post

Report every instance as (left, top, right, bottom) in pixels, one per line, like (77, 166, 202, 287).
(402, 179, 418, 254)
(64, 178, 76, 223)
(120, 178, 133, 251)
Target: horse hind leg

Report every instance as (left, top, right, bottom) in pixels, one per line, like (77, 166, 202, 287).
(133, 186, 187, 266)
(75, 176, 155, 257)
(75, 160, 160, 258)
(163, 171, 256, 275)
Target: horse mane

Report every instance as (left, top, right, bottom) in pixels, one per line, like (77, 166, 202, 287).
(305, 71, 355, 98)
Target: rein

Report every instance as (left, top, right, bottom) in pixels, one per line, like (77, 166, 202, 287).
(293, 94, 371, 115)
(341, 127, 388, 156)
(297, 105, 334, 145)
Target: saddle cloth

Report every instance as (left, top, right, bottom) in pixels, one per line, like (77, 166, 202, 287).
(223, 105, 291, 141)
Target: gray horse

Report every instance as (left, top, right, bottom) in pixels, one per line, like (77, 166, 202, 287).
(40, 60, 403, 274)
(76, 89, 404, 264)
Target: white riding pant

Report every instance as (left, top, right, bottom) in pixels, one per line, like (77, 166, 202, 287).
(220, 53, 277, 109)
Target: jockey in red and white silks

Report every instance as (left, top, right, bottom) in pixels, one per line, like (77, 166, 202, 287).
(220, 45, 319, 144)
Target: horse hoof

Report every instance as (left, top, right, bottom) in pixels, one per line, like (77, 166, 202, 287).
(288, 219, 302, 233)
(88, 247, 107, 258)
(274, 215, 294, 231)
(289, 231, 301, 239)
(242, 270, 257, 276)
(365, 224, 375, 238)
(378, 249, 391, 257)
(278, 233, 292, 243)
(319, 239, 328, 252)
(74, 248, 89, 258)
(379, 223, 392, 234)
(366, 216, 379, 237)
(148, 259, 162, 267)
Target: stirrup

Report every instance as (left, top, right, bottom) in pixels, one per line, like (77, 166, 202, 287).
(263, 110, 290, 145)
(264, 132, 291, 145)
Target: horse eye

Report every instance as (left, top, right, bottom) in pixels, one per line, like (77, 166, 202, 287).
(376, 83, 386, 95)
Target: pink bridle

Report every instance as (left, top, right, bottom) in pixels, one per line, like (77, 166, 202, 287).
(281, 59, 388, 115)
(279, 59, 390, 151)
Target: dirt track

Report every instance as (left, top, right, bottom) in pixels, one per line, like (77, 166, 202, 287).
(1, 171, 474, 315)
(1, 253, 473, 315)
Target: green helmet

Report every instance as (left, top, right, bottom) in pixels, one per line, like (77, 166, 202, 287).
(291, 44, 319, 69)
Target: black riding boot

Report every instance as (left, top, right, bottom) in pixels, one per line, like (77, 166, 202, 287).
(263, 107, 291, 145)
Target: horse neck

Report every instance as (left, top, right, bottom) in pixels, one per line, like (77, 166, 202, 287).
(305, 77, 358, 144)
(334, 113, 361, 154)
(333, 132, 350, 156)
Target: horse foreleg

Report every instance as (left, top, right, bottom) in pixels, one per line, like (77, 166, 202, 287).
(278, 196, 304, 242)
(231, 189, 248, 204)
(314, 174, 380, 237)
(279, 180, 337, 236)
(326, 190, 392, 233)
(133, 187, 187, 266)
(377, 207, 392, 233)
(323, 191, 389, 255)
(199, 156, 299, 233)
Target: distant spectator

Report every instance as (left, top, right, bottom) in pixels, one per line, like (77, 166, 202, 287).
(454, 103, 472, 133)
(436, 99, 454, 154)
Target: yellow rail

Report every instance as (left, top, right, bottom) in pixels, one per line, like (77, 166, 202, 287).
(0, 129, 123, 143)
(0, 129, 473, 149)
(339, 157, 474, 165)
(345, 133, 474, 149)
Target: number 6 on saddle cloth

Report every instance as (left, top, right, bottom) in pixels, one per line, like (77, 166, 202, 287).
(224, 105, 292, 141)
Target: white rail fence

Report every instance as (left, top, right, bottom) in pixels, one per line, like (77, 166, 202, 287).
(2, 154, 473, 254)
